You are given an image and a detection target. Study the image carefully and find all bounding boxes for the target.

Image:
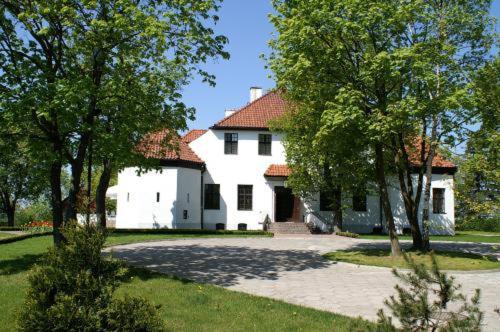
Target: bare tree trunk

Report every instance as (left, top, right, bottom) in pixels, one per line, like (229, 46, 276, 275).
(1, 190, 15, 227)
(375, 143, 401, 257)
(422, 118, 438, 251)
(95, 159, 112, 228)
(50, 161, 64, 246)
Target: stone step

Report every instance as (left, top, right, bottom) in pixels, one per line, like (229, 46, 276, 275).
(269, 222, 311, 235)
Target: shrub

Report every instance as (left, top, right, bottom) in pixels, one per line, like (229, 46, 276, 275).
(18, 222, 164, 331)
(336, 231, 359, 238)
(456, 217, 500, 232)
(375, 253, 483, 331)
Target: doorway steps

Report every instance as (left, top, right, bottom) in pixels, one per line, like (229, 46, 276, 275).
(269, 222, 311, 235)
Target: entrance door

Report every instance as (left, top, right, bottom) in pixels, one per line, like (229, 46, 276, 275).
(275, 186, 294, 222)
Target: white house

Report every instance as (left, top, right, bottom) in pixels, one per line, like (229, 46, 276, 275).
(111, 88, 457, 235)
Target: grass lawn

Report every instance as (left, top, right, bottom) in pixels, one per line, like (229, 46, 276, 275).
(357, 231, 500, 243)
(0, 235, 373, 331)
(0, 232, 15, 239)
(324, 249, 500, 271)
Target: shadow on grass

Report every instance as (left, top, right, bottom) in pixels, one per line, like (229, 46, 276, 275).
(0, 253, 44, 276)
(119, 265, 195, 285)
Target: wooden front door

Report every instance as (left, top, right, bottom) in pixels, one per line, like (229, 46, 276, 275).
(275, 186, 294, 222)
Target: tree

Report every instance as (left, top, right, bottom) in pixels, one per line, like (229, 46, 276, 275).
(376, 254, 483, 331)
(0, 0, 228, 244)
(456, 57, 499, 223)
(0, 135, 46, 226)
(269, 0, 428, 256)
(403, 0, 494, 250)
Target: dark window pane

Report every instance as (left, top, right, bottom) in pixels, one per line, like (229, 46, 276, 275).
(433, 188, 445, 214)
(156, 192, 160, 202)
(258, 134, 272, 155)
(204, 184, 220, 210)
(320, 191, 333, 211)
(238, 185, 253, 210)
(224, 133, 238, 154)
(353, 187, 367, 212)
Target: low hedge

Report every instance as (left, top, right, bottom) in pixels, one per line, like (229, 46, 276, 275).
(0, 226, 23, 231)
(0, 231, 52, 245)
(336, 231, 359, 238)
(110, 228, 273, 237)
(456, 218, 500, 232)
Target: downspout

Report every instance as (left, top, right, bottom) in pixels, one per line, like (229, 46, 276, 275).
(200, 165, 205, 229)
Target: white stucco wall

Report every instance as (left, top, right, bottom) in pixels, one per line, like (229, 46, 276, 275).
(174, 167, 202, 229)
(115, 167, 177, 228)
(190, 129, 288, 230)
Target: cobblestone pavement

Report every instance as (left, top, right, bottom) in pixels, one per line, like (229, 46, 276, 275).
(109, 235, 500, 331)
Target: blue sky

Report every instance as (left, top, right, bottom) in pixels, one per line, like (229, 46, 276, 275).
(183, 0, 500, 131)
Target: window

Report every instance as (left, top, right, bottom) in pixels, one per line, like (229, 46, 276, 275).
(156, 192, 160, 202)
(433, 188, 445, 214)
(127, 193, 130, 202)
(238, 185, 253, 210)
(183, 210, 188, 219)
(353, 187, 367, 212)
(319, 191, 333, 211)
(258, 134, 272, 155)
(204, 184, 220, 210)
(224, 133, 238, 154)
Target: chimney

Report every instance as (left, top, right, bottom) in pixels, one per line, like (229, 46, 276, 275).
(250, 87, 263, 103)
(224, 109, 238, 118)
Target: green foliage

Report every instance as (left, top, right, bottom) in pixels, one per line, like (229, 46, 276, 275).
(376, 253, 483, 331)
(456, 218, 500, 232)
(15, 199, 53, 226)
(335, 231, 359, 238)
(17, 222, 164, 331)
(456, 58, 499, 222)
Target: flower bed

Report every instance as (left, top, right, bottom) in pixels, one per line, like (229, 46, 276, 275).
(22, 221, 53, 233)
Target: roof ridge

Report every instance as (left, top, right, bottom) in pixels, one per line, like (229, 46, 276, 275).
(213, 89, 274, 127)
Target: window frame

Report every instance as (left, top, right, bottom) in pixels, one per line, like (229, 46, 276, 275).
(224, 133, 238, 155)
(258, 134, 272, 156)
(204, 184, 220, 210)
(156, 192, 160, 203)
(237, 185, 253, 211)
(432, 188, 445, 214)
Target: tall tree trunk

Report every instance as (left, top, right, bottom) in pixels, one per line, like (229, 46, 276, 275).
(95, 158, 112, 228)
(332, 185, 342, 232)
(50, 161, 64, 246)
(5, 203, 15, 227)
(392, 134, 424, 250)
(421, 117, 438, 252)
(375, 143, 401, 257)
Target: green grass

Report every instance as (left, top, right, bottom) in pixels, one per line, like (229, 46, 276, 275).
(324, 249, 500, 271)
(0, 235, 373, 331)
(358, 231, 500, 243)
(0, 232, 15, 239)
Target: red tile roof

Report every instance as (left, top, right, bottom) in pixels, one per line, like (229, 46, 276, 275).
(211, 91, 287, 130)
(137, 129, 204, 164)
(407, 138, 456, 169)
(264, 164, 292, 177)
(182, 129, 207, 143)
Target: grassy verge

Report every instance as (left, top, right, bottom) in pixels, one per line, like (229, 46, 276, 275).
(0, 235, 373, 331)
(357, 231, 500, 243)
(324, 249, 500, 271)
(0, 232, 15, 239)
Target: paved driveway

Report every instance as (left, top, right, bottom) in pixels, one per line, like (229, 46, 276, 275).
(109, 236, 500, 331)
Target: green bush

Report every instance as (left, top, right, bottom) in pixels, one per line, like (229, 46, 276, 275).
(18, 222, 164, 331)
(456, 217, 500, 232)
(336, 231, 359, 238)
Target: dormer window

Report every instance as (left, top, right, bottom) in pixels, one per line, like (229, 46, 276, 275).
(224, 133, 238, 154)
(258, 134, 272, 155)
